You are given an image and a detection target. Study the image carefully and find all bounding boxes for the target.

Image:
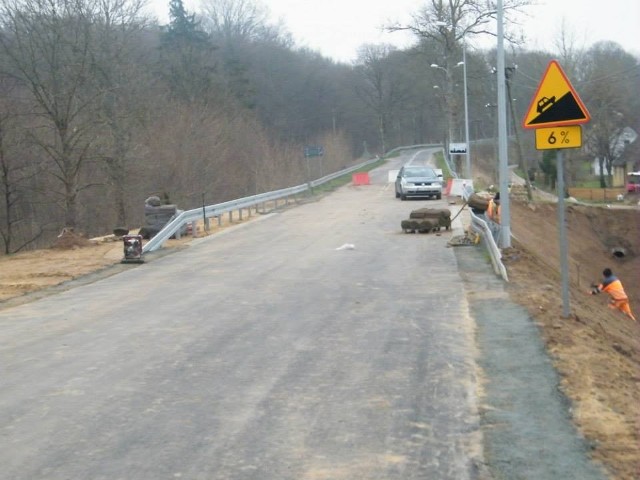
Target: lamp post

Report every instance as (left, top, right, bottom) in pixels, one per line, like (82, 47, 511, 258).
(460, 45, 470, 179)
(432, 46, 471, 179)
(430, 62, 454, 168)
(496, 0, 511, 248)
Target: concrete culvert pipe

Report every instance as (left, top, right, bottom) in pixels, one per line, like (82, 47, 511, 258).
(611, 248, 626, 258)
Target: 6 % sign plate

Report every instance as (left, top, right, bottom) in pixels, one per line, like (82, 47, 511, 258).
(534, 125, 582, 150)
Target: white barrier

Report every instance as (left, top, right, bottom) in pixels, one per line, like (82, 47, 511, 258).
(446, 178, 473, 196)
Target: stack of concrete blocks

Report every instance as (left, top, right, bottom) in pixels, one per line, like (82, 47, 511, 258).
(401, 208, 452, 234)
(140, 196, 179, 239)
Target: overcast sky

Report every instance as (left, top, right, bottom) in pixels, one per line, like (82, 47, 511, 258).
(149, 0, 640, 63)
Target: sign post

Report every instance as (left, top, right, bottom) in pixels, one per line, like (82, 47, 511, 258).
(303, 146, 324, 193)
(522, 60, 590, 318)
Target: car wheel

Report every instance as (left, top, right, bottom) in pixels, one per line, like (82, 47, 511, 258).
(436, 193, 442, 200)
(395, 190, 400, 198)
(401, 194, 407, 201)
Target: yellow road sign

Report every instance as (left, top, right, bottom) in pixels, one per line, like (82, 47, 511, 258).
(523, 60, 590, 129)
(535, 125, 582, 150)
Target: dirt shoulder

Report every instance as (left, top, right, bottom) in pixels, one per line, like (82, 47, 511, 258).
(0, 226, 213, 307)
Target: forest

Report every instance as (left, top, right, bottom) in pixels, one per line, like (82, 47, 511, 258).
(0, 0, 638, 253)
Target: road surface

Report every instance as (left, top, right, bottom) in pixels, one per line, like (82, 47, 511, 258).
(0, 149, 605, 479)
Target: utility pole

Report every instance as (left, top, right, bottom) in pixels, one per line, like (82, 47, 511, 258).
(462, 45, 471, 179)
(496, 0, 511, 248)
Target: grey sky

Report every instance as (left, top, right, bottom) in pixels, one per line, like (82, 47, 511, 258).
(149, 0, 640, 63)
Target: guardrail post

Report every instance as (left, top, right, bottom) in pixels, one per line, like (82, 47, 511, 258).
(228, 211, 233, 224)
(191, 220, 197, 237)
(217, 215, 222, 227)
(239, 208, 243, 221)
(204, 217, 210, 231)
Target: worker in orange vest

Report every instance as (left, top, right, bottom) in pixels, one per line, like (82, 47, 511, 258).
(590, 268, 636, 321)
(486, 192, 501, 223)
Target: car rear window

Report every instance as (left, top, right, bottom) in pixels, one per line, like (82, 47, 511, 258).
(405, 168, 435, 178)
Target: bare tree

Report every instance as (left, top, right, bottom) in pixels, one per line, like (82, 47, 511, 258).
(388, 0, 531, 170)
(389, 0, 532, 48)
(355, 44, 405, 155)
(0, 83, 49, 253)
(552, 18, 586, 75)
(0, 0, 107, 228)
(89, 0, 150, 227)
(198, 0, 292, 109)
(200, 0, 270, 42)
(582, 42, 639, 187)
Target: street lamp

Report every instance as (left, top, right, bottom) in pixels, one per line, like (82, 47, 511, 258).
(430, 63, 452, 164)
(430, 19, 471, 179)
(430, 62, 455, 170)
(459, 46, 471, 179)
(431, 45, 471, 179)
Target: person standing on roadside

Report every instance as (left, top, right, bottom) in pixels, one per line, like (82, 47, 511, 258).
(590, 268, 636, 321)
(485, 192, 501, 241)
(486, 192, 501, 224)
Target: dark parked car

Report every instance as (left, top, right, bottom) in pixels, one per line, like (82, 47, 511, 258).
(395, 166, 443, 200)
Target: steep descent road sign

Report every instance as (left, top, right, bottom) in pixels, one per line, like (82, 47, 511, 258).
(522, 60, 590, 129)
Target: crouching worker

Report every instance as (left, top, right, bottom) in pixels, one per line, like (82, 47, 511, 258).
(590, 268, 636, 321)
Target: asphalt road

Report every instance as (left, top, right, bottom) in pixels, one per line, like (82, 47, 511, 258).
(0, 149, 605, 480)
(1, 150, 485, 479)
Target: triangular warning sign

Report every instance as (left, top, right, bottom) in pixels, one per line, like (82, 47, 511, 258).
(522, 60, 590, 129)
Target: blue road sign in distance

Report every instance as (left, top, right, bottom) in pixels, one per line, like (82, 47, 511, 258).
(304, 146, 324, 157)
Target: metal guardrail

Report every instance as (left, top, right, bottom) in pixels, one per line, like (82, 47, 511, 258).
(142, 157, 381, 253)
(462, 186, 508, 281)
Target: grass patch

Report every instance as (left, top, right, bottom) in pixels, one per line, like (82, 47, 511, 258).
(433, 151, 454, 180)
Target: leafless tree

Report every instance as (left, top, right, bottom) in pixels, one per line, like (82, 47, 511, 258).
(200, 0, 272, 43)
(0, 82, 49, 252)
(355, 44, 404, 154)
(388, 0, 531, 48)
(0, 0, 108, 228)
(388, 0, 531, 170)
(582, 42, 639, 187)
(89, 0, 151, 227)
(551, 18, 586, 76)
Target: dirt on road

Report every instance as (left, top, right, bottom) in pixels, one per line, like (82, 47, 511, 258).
(0, 194, 638, 479)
